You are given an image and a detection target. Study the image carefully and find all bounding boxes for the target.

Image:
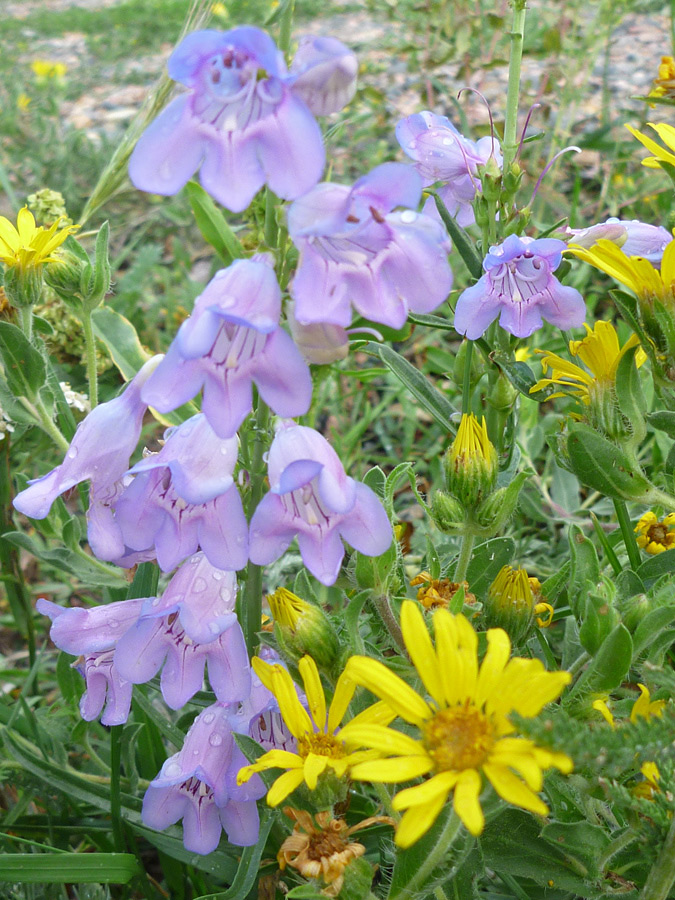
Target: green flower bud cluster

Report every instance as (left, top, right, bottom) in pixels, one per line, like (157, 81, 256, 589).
(268, 587, 340, 674)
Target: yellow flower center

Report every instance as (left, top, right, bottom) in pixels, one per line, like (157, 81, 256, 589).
(423, 704, 495, 771)
(297, 732, 345, 759)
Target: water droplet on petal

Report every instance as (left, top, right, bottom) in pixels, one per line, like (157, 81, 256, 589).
(151, 597, 161, 607)
(209, 622, 221, 634)
(212, 571, 222, 581)
(164, 761, 182, 777)
(67, 448, 78, 459)
(400, 210, 417, 224)
(408, 140, 417, 151)
(190, 555, 201, 564)
(193, 577, 207, 593)
(442, 137, 453, 146)
(209, 733, 223, 747)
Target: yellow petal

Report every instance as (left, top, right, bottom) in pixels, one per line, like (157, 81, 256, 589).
(0, 216, 19, 254)
(488, 743, 543, 791)
(475, 628, 511, 708)
(661, 237, 675, 286)
(433, 609, 478, 706)
(625, 123, 675, 167)
(341, 723, 426, 757)
(346, 699, 397, 729)
(349, 755, 434, 783)
(236, 749, 302, 782)
(392, 770, 459, 810)
(267, 768, 306, 806)
(483, 763, 548, 816)
(400, 600, 444, 705)
(254, 660, 313, 738)
(395, 792, 448, 848)
(453, 769, 484, 835)
(303, 752, 329, 789)
(16, 207, 37, 244)
(592, 698, 615, 727)
(327, 666, 357, 734)
(344, 656, 432, 726)
(298, 656, 326, 732)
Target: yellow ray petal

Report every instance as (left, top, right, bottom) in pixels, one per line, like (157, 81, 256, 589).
(345, 656, 432, 726)
(349, 755, 434, 783)
(483, 762, 548, 816)
(16, 207, 37, 244)
(341, 723, 426, 758)
(625, 123, 675, 167)
(453, 769, 484, 835)
(392, 770, 459, 810)
(327, 666, 357, 734)
(661, 237, 675, 286)
(303, 752, 329, 789)
(488, 743, 543, 791)
(267, 768, 306, 806)
(346, 699, 397, 729)
(400, 600, 444, 705)
(475, 628, 511, 709)
(236, 749, 302, 782)
(395, 792, 448, 848)
(298, 656, 326, 732)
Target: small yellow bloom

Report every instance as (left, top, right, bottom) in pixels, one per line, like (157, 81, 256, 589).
(210, 1, 228, 16)
(531, 321, 646, 403)
(237, 655, 394, 805)
(0, 207, 78, 272)
(31, 60, 67, 80)
(344, 601, 572, 847)
(630, 683, 666, 723)
(649, 56, 675, 100)
(634, 511, 675, 554)
(568, 238, 675, 305)
(17, 94, 31, 111)
(626, 121, 675, 171)
(515, 346, 532, 363)
(410, 572, 475, 611)
(592, 696, 615, 727)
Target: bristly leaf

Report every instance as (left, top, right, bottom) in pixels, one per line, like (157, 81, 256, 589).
(0, 321, 46, 400)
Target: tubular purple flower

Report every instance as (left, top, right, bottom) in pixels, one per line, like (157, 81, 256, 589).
(142, 256, 312, 438)
(396, 111, 501, 227)
(12, 356, 160, 521)
(75, 651, 133, 727)
(288, 35, 358, 116)
(249, 420, 392, 585)
(112, 414, 248, 571)
(140, 552, 238, 644)
(288, 162, 453, 329)
(566, 218, 672, 264)
(454, 234, 586, 340)
(129, 28, 356, 212)
(287, 300, 349, 364)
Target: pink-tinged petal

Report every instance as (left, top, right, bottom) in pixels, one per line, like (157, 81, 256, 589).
(12, 469, 63, 520)
(167, 30, 230, 85)
(249, 493, 296, 565)
(114, 618, 168, 684)
(538, 282, 586, 330)
(453, 277, 501, 340)
(198, 489, 249, 571)
(253, 91, 325, 202)
(129, 95, 205, 196)
(199, 130, 265, 213)
(201, 369, 254, 440)
(99, 668, 134, 726)
(77, 652, 132, 725)
(289, 35, 358, 116)
(87, 482, 126, 562)
(206, 625, 251, 703)
(252, 328, 313, 419)
(220, 799, 260, 846)
(296, 528, 345, 585)
(338, 482, 392, 556)
(191, 257, 281, 338)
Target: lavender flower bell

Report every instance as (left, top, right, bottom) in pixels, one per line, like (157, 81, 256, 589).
(129, 28, 357, 212)
(142, 256, 312, 438)
(396, 111, 501, 227)
(454, 234, 585, 339)
(112, 414, 248, 572)
(249, 420, 392, 585)
(566, 217, 672, 264)
(288, 162, 453, 329)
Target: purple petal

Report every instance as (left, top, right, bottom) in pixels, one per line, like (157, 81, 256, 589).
(206, 624, 251, 704)
(160, 642, 207, 710)
(338, 481, 392, 556)
(453, 277, 501, 340)
(197, 489, 249, 571)
(181, 788, 223, 854)
(276, 459, 324, 494)
(297, 528, 345, 585)
(248, 493, 296, 565)
(155, 509, 201, 572)
(219, 800, 260, 847)
(201, 369, 254, 440)
(199, 131, 266, 214)
(289, 35, 358, 116)
(141, 344, 205, 414)
(538, 281, 586, 330)
(252, 328, 313, 419)
(114, 618, 168, 684)
(352, 163, 422, 213)
(289, 248, 353, 327)
(142, 784, 183, 830)
(37, 598, 145, 654)
(497, 298, 544, 338)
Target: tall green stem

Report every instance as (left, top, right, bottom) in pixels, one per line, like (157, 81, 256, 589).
(19, 396, 70, 452)
(454, 532, 475, 583)
(240, 400, 270, 656)
(613, 499, 641, 571)
(640, 812, 675, 900)
(19, 305, 33, 342)
(110, 725, 125, 852)
(502, 0, 528, 175)
(81, 311, 99, 408)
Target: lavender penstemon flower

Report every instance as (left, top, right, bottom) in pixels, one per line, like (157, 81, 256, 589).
(111, 413, 248, 572)
(566, 217, 672, 264)
(249, 420, 392, 585)
(396, 111, 501, 227)
(128, 28, 357, 212)
(141, 255, 312, 439)
(287, 162, 453, 329)
(454, 234, 585, 339)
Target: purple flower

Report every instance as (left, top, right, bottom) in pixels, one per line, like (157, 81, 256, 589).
(288, 35, 358, 116)
(112, 414, 248, 572)
(114, 612, 250, 710)
(288, 162, 453, 329)
(454, 234, 585, 339)
(249, 420, 392, 585)
(75, 651, 133, 726)
(141, 256, 312, 439)
(566, 217, 672, 264)
(13, 356, 159, 521)
(140, 552, 238, 644)
(287, 300, 349, 365)
(396, 111, 501, 227)
(129, 28, 356, 213)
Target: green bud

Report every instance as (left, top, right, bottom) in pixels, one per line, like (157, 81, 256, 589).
(579, 581, 620, 655)
(502, 160, 523, 197)
(3, 264, 44, 308)
(487, 370, 517, 414)
(483, 565, 536, 644)
(474, 470, 530, 533)
(445, 413, 498, 508)
(452, 339, 483, 393)
(27, 188, 70, 227)
(268, 587, 340, 672)
(430, 490, 465, 533)
(45, 247, 87, 309)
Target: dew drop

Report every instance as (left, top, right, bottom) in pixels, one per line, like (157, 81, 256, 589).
(400, 210, 417, 224)
(442, 137, 453, 146)
(164, 762, 182, 777)
(193, 748, 200, 755)
(209, 733, 223, 747)
(212, 570, 222, 581)
(67, 448, 78, 459)
(151, 597, 161, 607)
(202, 712, 215, 724)
(220, 445, 230, 455)
(408, 140, 417, 151)
(209, 622, 221, 634)
(190, 555, 201, 564)
(193, 577, 207, 593)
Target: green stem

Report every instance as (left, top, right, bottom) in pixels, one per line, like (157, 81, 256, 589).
(264, 188, 278, 249)
(461, 340, 474, 415)
(19, 305, 33, 342)
(567, 649, 590, 679)
(374, 781, 399, 820)
(371, 593, 406, 653)
(20, 396, 70, 452)
(389, 810, 463, 900)
(240, 400, 270, 656)
(71, 543, 127, 583)
(598, 828, 636, 872)
(502, 0, 528, 175)
(110, 725, 125, 852)
(640, 811, 675, 900)
(613, 499, 641, 571)
(278, 0, 295, 56)
(81, 311, 98, 408)
(454, 532, 475, 583)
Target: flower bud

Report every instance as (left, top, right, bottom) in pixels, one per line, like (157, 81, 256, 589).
(268, 587, 340, 673)
(484, 565, 536, 644)
(45, 247, 87, 307)
(429, 490, 465, 534)
(445, 413, 498, 508)
(27, 188, 71, 227)
(3, 264, 44, 308)
(287, 300, 349, 364)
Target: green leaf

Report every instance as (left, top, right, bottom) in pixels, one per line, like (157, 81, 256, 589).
(408, 312, 456, 331)
(614, 344, 646, 443)
(632, 606, 675, 659)
(91, 306, 149, 379)
(0, 321, 46, 400)
(647, 410, 675, 438)
(2, 531, 127, 587)
(430, 192, 483, 279)
(568, 524, 600, 618)
(464, 537, 515, 599)
(56, 651, 83, 704)
(566, 623, 633, 703)
(637, 548, 675, 583)
(0, 853, 140, 884)
(193, 810, 273, 900)
(126, 560, 159, 600)
(366, 342, 455, 432)
(491, 352, 544, 401)
(186, 181, 245, 265)
(540, 822, 610, 879)
(566, 423, 654, 502)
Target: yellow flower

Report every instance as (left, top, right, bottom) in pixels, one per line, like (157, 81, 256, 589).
(237, 655, 394, 805)
(625, 122, 675, 171)
(649, 57, 675, 100)
(410, 572, 475, 611)
(31, 60, 67, 80)
(592, 696, 615, 727)
(630, 683, 666, 723)
(0, 207, 78, 272)
(633, 761, 661, 800)
(17, 94, 31, 111)
(634, 511, 675, 554)
(568, 238, 675, 304)
(343, 601, 572, 847)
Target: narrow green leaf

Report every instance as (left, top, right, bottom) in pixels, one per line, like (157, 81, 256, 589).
(0, 853, 140, 884)
(637, 548, 675, 583)
(615, 344, 646, 442)
(430, 192, 483, 279)
(408, 312, 456, 331)
(632, 606, 675, 659)
(186, 181, 244, 264)
(566, 623, 633, 702)
(193, 811, 273, 900)
(647, 409, 675, 438)
(2, 531, 127, 587)
(91, 306, 149, 380)
(0, 321, 46, 400)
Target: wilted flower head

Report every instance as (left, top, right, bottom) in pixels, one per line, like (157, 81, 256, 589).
(129, 27, 356, 212)
(454, 234, 585, 339)
(249, 420, 392, 585)
(566, 217, 671, 265)
(288, 162, 453, 330)
(142, 256, 312, 438)
(396, 111, 500, 227)
(410, 572, 475, 610)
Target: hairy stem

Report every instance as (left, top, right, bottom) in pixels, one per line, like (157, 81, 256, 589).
(371, 593, 406, 654)
(19, 305, 33, 342)
(454, 532, 475, 583)
(640, 811, 675, 900)
(81, 311, 99, 408)
(502, 0, 528, 175)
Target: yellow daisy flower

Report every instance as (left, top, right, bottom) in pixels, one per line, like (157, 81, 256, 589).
(237, 655, 394, 806)
(649, 57, 675, 100)
(634, 511, 675, 554)
(531, 321, 646, 403)
(343, 601, 572, 847)
(625, 121, 675, 170)
(630, 683, 666, 723)
(0, 207, 78, 273)
(567, 237, 675, 304)
(31, 60, 67, 80)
